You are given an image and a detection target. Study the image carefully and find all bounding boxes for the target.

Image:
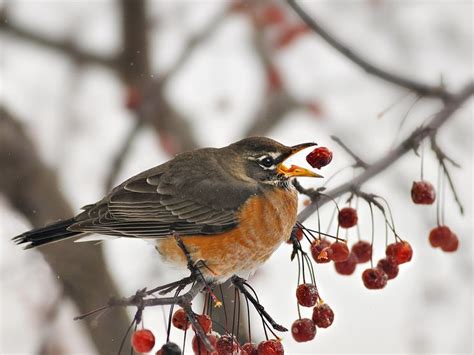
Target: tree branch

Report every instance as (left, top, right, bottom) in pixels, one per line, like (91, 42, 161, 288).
(286, 0, 453, 101)
(298, 82, 473, 222)
(0, 10, 118, 69)
(0, 107, 131, 354)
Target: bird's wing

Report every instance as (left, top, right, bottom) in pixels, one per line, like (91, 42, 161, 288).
(68, 152, 257, 238)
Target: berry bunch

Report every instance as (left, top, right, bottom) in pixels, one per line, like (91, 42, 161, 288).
(292, 282, 335, 343)
(429, 226, 459, 252)
(170, 307, 285, 355)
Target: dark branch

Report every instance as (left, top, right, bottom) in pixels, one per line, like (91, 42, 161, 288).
(286, 0, 454, 101)
(298, 82, 473, 222)
(0, 11, 118, 69)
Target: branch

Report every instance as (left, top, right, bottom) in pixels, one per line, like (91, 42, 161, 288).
(331, 135, 369, 169)
(0, 10, 118, 69)
(0, 107, 131, 354)
(298, 82, 473, 222)
(286, 0, 453, 101)
(430, 135, 464, 214)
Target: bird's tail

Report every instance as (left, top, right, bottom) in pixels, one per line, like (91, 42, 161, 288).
(12, 218, 81, 249)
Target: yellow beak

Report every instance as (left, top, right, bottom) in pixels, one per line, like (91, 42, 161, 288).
(277, 164, 323, 178)
(277, 142, 323, 178)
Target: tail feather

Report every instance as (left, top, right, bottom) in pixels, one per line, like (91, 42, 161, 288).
(12, 218, 81, 249)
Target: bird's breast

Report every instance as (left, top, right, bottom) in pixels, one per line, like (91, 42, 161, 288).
(156, 187, 298, 281)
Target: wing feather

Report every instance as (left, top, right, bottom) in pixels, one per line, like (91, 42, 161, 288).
(69, 149, 257, 238)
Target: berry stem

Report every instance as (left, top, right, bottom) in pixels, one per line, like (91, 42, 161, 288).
(356, 196, 362, 241)
(368, 202, 375, 269)
(436, 162, 442, 227)
(420, 137, 425, 181)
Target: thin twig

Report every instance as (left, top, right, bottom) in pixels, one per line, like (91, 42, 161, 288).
(331, 136, 369, 168)
(430, 136, 464, 214)
(286, 0, 453, 101)
(298, 82, 473, 222)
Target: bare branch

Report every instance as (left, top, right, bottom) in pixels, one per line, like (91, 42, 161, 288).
(430, 136, 464, 214)
(105, 119, 144, 191)
(331, 136, 369, 169)
(0, 11, 118, 69)
(0, 107, 131, 354)
(298, 82, 473, 222)
(286, 0, 453, 101)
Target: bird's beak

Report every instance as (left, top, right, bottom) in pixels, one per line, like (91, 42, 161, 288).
(277, 142, 323, 178)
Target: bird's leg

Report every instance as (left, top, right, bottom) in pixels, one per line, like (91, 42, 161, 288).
(173, 233, 201, 277)
(231, 275, 288, 332)
(173, 233, 222, 307)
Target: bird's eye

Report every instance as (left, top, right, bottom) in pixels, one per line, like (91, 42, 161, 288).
(259, 156, 274, 168)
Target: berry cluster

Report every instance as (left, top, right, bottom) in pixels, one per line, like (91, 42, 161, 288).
(298, 174, 413, 290)
(171, 307, 286, 355)
(429, 226, 458, 252)
(411, 179, 459, 253)
(291, 282, 335, 343)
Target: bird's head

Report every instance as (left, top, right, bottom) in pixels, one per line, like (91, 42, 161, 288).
(226, 137, 322, 186)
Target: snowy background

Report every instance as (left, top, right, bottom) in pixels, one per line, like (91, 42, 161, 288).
(0, 0, 472, 354)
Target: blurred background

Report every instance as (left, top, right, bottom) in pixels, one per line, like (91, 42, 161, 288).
(0, 0, 472, 354)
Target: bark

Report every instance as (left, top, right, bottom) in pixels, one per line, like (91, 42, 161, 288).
(0, 108, 130, 354)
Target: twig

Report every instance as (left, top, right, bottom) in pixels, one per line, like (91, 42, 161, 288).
(231, 276, 288, 332)
(331, 136, 369, 168)
(286, 0, 453, 102)
(0, 11, 118, 69)
(298, 82, 473, 222)
(430, 136, 464, 214)
(105, 119, 144, 191)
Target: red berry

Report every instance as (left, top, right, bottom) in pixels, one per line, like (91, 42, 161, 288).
(131, 329, 155, 353)
(310, 239, 332, 263)
(351, 240, 372, 263)
(257, 339, 284, 355)
(306, 147, 333, 169)
(259, 4, 286, 26)
(376, 258, 399, 280)
(411, 181, 436, 205)
(229, 0, 248, 13)
(266, 65, 283, 92)
(429, 226, 452, 248)
(312, 303, 334, 328)
(296, 283, 319, 307)
(125, 86, 142, 110)
(385, 241, 413, 264)
(291, 318, 316, 342)
(216, 335, 239, 355)
(307, 101, 323, 117)
(156, 342, 181, 355)
(334, 252, 358, 275)
(287, 226, 303, 244)
(338, 207, 358, 228)
(330, 242, 350, 262)
(172, 308, 190, 330)
(274, 24, 310, 49)
(440, 232, 459, 252)
(362, 268, 388, 289)
(192, 334, 218, 355)
(195, 314, 213, 334)
(242, 343, 258, 355)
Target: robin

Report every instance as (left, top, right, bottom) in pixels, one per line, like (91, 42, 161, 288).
(13, 137, 321, 281)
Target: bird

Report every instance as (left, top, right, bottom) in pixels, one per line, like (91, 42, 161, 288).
(13, 137, 321, 282)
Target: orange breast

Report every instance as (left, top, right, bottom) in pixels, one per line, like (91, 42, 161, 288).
(156, 187, 298, 280)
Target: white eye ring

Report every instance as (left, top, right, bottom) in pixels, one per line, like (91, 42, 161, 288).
(258, 155, 275, 169)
